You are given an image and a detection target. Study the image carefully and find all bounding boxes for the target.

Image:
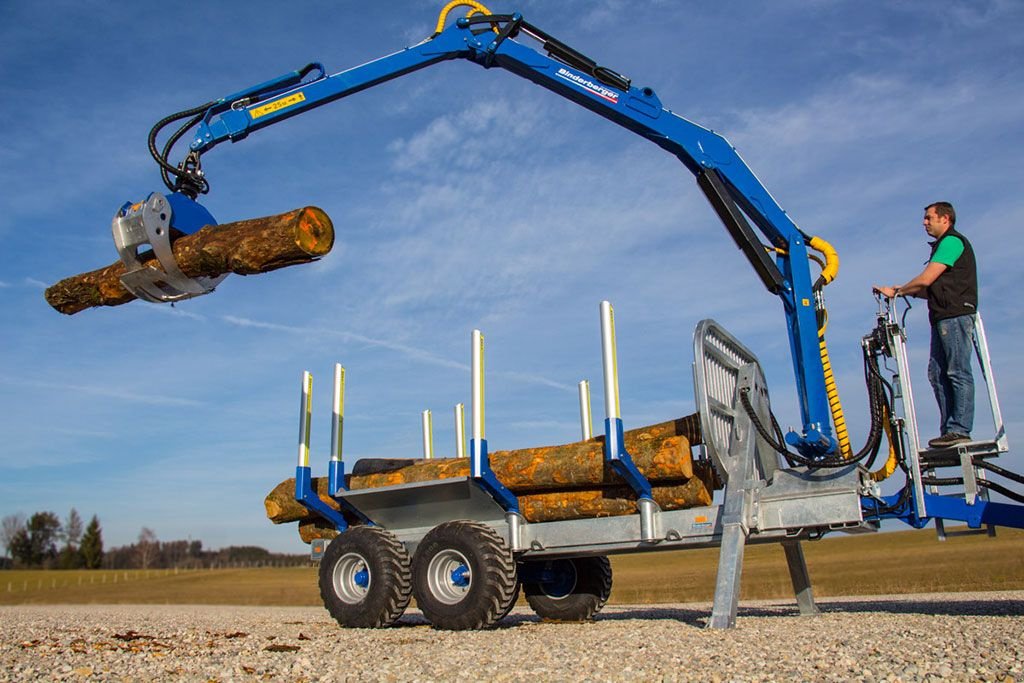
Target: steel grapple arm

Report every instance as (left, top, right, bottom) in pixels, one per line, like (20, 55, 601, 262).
(142, 3, 842, 457)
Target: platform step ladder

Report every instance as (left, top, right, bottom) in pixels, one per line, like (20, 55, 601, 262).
(889, 311, 1008, 539)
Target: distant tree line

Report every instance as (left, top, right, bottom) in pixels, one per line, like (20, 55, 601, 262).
(1, 510, 306, 569)
(1, 509, 101, 570)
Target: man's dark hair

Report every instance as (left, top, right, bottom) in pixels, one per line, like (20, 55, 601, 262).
(926, 201, 956, 227)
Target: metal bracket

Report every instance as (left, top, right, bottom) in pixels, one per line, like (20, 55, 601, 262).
(112, 192, 225, 303)
(959, 446, 978, 505)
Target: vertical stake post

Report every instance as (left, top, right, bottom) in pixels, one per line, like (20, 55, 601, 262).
(578, 379, 593, 440)
(293, 370, 350, 531)
(455, 403, 466, 458)
(297, 371, 313, 470)
(468, 329, 522, 543)
(422, 409, 434, 459)
(328, 364, 346, 495)
(471, 330, 485, 477)
(599, 301, 657, 541)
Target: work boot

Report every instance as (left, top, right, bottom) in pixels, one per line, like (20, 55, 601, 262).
(928, 433, 971, 448)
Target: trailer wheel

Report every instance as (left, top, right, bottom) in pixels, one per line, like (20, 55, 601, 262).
(497, 579, 521, 621)
(522, 556, 612, 622)
(318, 526, 411, 628)
(411, 521, 517, 630)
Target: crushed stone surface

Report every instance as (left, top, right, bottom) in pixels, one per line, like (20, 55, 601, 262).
(1, 592, 1022, 682)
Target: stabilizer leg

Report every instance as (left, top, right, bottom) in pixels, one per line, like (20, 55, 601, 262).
(782, 539, 820, 616)
(708, 512, 747, 629)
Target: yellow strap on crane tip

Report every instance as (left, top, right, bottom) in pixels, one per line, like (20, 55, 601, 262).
(435, 0, 495, 35)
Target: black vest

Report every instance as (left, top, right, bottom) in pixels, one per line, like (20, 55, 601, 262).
(926, 227, 977, 323)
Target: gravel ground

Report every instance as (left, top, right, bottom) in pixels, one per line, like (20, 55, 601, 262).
(1, 592, 1021, 682)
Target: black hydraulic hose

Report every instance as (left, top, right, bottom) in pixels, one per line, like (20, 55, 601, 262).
(740, 331, 896, 469)
(921, 476, 1024, 505)
(739, 388, 875, 468)
(863, 482, 912, 517)
(148, 101, 216, 190)
(857, 348, 898, 470)
(979, 480, 1024, 505)
(975, 459, 1024, 486)
(159, 112, 207, 193)
(921, 476, 962, 487)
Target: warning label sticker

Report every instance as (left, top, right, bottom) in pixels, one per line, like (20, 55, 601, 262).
(250, 92, 307, 120)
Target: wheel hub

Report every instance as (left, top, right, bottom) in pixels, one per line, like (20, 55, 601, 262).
(427, 549, 472, 605)
(333, 552, 371, 604)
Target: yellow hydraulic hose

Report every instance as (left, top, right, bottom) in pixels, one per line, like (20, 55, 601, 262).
(870, 403, 899, 482)
(808, 235, 839, 286)
(434, 1, 496, 35)
(819, 326, 853, 459)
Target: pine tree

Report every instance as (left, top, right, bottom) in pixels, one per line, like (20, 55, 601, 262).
(80, 515, 103, 569)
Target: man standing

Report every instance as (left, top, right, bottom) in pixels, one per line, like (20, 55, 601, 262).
(873, 202, 977, 448)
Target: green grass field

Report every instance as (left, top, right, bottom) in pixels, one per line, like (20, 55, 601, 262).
(1, 526, 1021, 606)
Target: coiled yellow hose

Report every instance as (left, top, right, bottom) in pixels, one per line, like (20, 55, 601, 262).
(808, 235, 839, 286)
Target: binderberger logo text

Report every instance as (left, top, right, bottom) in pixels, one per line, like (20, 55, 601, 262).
(555, 67, 620, 104)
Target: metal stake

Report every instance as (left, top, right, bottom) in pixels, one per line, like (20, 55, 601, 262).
(297, 371, 313, 468)
(328, 364, 346, 495)
(471, 330, 485, 476)
(422, 409, 434, 459)
(455, 403, 467, 458)
(599, 301, 657, 542)
(578, 380, 593, 440)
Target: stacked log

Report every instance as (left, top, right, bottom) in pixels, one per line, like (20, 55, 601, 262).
(45, 206, 334, 315)
(265, 414, 718, 543)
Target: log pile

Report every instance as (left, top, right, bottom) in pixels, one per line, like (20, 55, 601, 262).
(45, 206, 334, 315)
(265, 414, 719, 543)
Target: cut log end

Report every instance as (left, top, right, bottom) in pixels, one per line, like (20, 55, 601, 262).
(295, 206, 333, 256)
(44, 205, 335, 315)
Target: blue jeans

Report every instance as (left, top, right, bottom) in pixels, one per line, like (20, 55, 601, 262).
(928, 315, 975, 436)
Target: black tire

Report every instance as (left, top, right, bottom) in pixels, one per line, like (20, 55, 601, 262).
(522, 556, 612, 622)
(411, 521, 518, 630)
(497, 578, 521, 622)
(318, 526, 411, 628)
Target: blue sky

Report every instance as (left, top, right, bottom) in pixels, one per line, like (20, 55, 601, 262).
(1, 1, 1022, 553)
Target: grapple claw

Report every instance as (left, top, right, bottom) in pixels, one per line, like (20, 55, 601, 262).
(111, 192, 226, 303)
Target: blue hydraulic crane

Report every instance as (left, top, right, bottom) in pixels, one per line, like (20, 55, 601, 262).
(142, 1, 844, 460)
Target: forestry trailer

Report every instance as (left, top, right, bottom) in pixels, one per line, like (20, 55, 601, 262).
(101, 2, 1024, 629)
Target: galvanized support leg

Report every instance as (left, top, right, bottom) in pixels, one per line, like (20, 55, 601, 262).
(781, 539, 820, 616)
(707, 362, 770, 629)
(707, 485, 748, 629)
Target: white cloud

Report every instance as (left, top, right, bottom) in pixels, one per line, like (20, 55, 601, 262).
(0, 375, 205, 408)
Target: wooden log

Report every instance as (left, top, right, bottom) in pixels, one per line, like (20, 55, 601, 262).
(265, 415, 702, 524)
(265, 476, 356, 527)
(295, 472, 715, 543)
(350, 414, 701, 491)
(265, 415, 707, 525)
(44, 206, 334, 315)
(516, 474, 713, 523)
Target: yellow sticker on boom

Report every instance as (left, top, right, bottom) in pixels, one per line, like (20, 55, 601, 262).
(250, 92, 306, 120)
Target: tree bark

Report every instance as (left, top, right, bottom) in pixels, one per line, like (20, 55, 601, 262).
(265, 415, 703, 524)
(45, 206, 334, 315)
